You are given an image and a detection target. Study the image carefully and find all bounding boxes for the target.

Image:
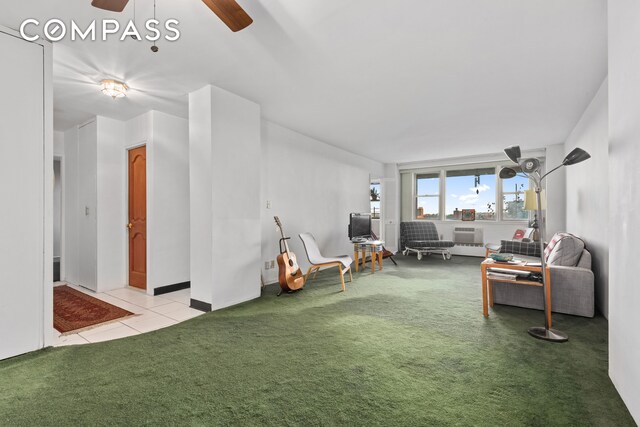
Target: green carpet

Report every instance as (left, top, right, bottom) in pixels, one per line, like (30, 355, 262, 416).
(0, 256, 634, 426)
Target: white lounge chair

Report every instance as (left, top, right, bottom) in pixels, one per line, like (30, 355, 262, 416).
(299, 233, 353, 292)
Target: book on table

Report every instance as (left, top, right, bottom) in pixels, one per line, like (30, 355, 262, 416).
(487, 267, 532, 281)
(487, 272, 518, 280)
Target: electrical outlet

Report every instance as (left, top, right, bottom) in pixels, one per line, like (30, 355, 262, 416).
(266, 200, 272, 209)
(270, 260, 275, 269)
(264, 261, 270, 270)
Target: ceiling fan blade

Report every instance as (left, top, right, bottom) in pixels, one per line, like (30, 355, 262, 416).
(202, 0, 253, 32)
(91, 0, 129, 12)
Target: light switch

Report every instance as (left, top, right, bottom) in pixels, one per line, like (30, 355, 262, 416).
(85, 206, 90, 216)
(266, 200, 272, 209)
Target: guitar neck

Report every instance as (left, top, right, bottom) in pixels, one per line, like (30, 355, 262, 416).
(277, 223, 291, 256)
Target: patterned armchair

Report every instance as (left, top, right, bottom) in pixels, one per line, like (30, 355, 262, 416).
(400, 222, 455, 260)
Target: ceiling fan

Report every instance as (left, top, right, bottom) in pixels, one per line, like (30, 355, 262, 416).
(91, 0, 253, 32)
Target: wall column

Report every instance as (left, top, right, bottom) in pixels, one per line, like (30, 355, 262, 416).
(189, 85, 261, 311)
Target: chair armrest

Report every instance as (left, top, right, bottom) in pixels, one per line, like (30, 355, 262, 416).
(500, 240, 542, 257)
(549, 265, 594, 286)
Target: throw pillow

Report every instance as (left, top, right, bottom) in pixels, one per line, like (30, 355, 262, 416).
(545, 233, 585, 267)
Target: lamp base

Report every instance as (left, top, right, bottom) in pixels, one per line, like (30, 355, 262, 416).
(527, 327, 569, 343)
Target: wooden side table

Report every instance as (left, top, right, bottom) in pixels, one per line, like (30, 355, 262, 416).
(480, 259, 553, 327)
(353, 241, 384, 273)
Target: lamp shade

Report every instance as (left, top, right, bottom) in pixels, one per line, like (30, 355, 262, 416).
(524, 189, 547, 210)
(504, 145, 522, 164)
(499, 167, 517, 179)
(563, 147, 591, 166)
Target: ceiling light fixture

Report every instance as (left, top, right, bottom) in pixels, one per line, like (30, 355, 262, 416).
(100, 79, 129, 99)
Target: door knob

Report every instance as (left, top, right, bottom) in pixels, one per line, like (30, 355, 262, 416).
(127, 223, 133, 230)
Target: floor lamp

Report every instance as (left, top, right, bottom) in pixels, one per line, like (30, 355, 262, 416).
(499, 146, 591, 342)
(524, 189, 546, 242)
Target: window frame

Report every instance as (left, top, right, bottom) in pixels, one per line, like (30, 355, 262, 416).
(370, 181, 381, 219)
(501, 174, 530, 222)
(407, 161, 539, 223)
(443, 167, 498, 222)
(415, 172, 441, 220)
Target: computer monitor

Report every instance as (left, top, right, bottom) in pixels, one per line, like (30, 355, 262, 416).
(349, 213, 372, 239)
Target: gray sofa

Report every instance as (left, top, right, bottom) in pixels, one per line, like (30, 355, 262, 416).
(492, 235, 595, 318)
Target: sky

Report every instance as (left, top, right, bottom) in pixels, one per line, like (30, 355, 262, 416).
(416, 173, 529, 216)
(445, 174, 496, 215)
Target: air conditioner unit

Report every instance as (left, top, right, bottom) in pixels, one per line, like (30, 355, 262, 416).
(453, 227, 484, 247)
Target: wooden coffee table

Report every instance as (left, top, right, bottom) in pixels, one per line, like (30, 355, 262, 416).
(480, 258, 553, 327)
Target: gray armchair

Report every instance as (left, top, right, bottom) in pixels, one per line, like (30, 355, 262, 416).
(492, 235, 595, 318)
(400, 222, 455, 260)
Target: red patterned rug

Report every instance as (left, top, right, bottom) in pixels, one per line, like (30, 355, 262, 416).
(54, 285, 134, 334)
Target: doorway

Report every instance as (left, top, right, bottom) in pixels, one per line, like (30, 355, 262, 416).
(128, 146, 147, 290)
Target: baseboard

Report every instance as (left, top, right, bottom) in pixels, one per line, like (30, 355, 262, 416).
(154, 281, 190, 296)
(190, 299, 212, 312)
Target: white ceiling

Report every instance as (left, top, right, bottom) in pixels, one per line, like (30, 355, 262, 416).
(1, 0, 607, 163)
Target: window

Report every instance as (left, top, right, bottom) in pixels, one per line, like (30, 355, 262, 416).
(416, 173, 439, 219)
(401, 158, 542, 222)
(445, 168, 496, 220)
(502, 173, 529, 220)
(370, 182, 381, 219)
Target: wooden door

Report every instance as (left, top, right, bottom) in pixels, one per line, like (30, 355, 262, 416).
(128, 146, 147, 290)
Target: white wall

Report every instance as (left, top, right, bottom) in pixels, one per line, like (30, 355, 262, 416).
(148, 112, 190, 291)
(188, 90, 213, 304)
(54, 131, 64, 157)
(76, 120, 98, 291)
(124, 111, 191, 294)
(63, 126, 80, 286)
(564, 78, 608, 318)
(53, 160, 62, 258)
(96, 117, 126, 292)
(382, 163, 401, 253)
(189, 85, 262, 309)
(53, 131, 64, 262)
(608, 0, 640, 422)
(64, 118, 125, 293)
(63, 112, 189, 295)
(260, 120, 384, 284)
(544, 144, 567, 240)
(0, 26, 53, 359)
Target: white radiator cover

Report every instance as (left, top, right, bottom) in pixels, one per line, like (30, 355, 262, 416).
(453, 227, 484, 246)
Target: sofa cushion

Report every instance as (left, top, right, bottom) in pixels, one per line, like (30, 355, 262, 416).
(545, 233, 585, 267)
(500, 240, 542, 258)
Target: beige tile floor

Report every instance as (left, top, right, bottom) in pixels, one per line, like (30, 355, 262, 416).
(53, 283, 204, 347)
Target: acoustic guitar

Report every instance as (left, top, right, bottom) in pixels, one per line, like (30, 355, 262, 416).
(274, 216, 305, 295)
